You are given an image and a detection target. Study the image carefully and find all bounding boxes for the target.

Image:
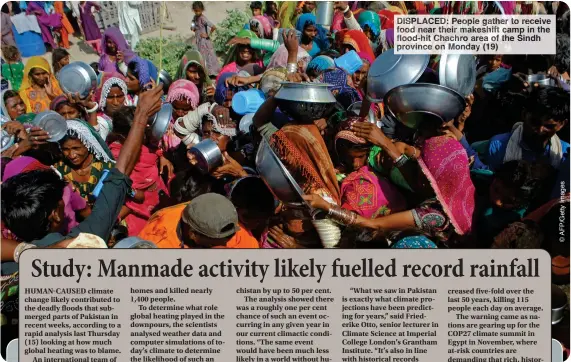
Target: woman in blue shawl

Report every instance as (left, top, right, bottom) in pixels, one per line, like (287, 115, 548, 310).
(295, 13, 329, 58)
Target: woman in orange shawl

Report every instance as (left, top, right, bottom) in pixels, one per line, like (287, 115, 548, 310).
(342, 29, 375, 61)
(54, 1, 74, 49)
(19, 57, 63, 114)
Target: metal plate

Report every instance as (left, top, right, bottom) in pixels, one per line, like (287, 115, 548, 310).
(158, 69, 172, 94)
(33, 111, 67, 142)
(255, 138, 307, 206)
(150, 103, 172, 141)
(439, 54, 476, 97)
(384, 83, 466, 129)
(367, 49, 430, 102)
(275, 82, 336, 103)
(57, 62, 97, 98)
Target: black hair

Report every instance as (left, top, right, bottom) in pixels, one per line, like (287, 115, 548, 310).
(192, 1, 204, 10)
(127, 61, 140, 84)
(0, 157, 12, 181)
(230, 177, 275, 214)
(110, 106, 136, 139)
(52, 48, 70, 74)
(494, 160, 551, 209)
(1, 169, 66, 241)
(3, 89, 19, 103)
(250, 1, 262, 10)
(555, 34, 570, 74)
(169, 168, 213, 204)
(524, 87, 570, 124)
(89, 62, 99, 76)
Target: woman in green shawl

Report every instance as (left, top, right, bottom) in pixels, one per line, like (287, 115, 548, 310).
(176, 49, 215, 104)
(218, 30, 264, 81)
(54, 119, 115, 204)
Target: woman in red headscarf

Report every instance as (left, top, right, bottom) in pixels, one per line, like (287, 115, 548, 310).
(342, 29, 375, 61)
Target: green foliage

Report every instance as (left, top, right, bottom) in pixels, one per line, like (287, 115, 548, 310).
(212, 8, 251, 54)
(135, 35, 194, 77)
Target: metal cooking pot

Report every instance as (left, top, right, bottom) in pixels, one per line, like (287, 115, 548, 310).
(57, 62, 97, 99)
(384, 83, 466, 129)
(189, 139, 223, 174)
(113, 237, 157, 249)
(527, 74, 557, 88)
(275, 82, 336, 103)
(275, 82, 337, 122)
(552, 284, 567, 325)
(438, 54, 477, 97)
(367, 49, 429, 102)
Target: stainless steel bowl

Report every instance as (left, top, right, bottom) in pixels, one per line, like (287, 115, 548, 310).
(189, 139, 224, 174)
(348, 101, 376, 124)
(439, 54, 477, 97)
(255, 138, 306, 205)
(57, 61, 97, 98)
(113, 237, 157, 248)
(158, 69, 173, 94)
(1, 130, 14, 152)
(367, 49, 430, 102)
(552, 284, 567, 325)
(384, 83, 466, 129)
(150, 103, 172, 141)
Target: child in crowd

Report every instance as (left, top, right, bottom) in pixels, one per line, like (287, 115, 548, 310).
(191, 1, 220, 76)
(1, 45, 23, 91)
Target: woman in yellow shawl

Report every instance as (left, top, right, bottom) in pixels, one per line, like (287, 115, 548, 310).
(20, 57, 63, 114)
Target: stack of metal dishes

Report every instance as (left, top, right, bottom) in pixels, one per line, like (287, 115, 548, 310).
(275, 82, 337, 122)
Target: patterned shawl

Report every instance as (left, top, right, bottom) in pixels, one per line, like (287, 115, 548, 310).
(95, 72, 129, 109)
(418, 136, 476, 235)
(64, 120, 115, 163)
(167, 79, 199, 109)
(343, 30, 375, 61)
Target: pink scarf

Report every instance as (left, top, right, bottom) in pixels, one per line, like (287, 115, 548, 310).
(109, 142, 168, 235)
(418, 136, 476, 235)
(341, 166, 406, 219)
(164, 79, 200, 151)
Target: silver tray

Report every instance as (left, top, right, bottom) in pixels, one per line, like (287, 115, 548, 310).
(367, 49, 430, 102)
(439, 54, 476, 97)
(33, 111, 67, 142)
(150, 103, 172, 141)
(384, 83, 466, 129)
(275, 82, 336, 103)
(57, 62, 97, 99)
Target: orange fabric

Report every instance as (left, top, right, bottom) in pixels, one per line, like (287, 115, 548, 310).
(54, 2, 73, 48)
(139, 202, 260, 249)
(342, 30, 375, 62)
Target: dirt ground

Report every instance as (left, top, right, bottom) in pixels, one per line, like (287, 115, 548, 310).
(23, 1, 248, 66)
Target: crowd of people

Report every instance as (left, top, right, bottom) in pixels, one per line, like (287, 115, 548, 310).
(1, 0, 570, 358)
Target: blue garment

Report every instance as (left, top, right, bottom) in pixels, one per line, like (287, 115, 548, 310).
(214, 72, 249, 106)
(307, 55, 335, 73)
(460, 136, 490, 171)
(392, 236, 437, 249)
(482, 67, 512, 93)
(486, 132, 570, 171)
(295, 13, 329, 57)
